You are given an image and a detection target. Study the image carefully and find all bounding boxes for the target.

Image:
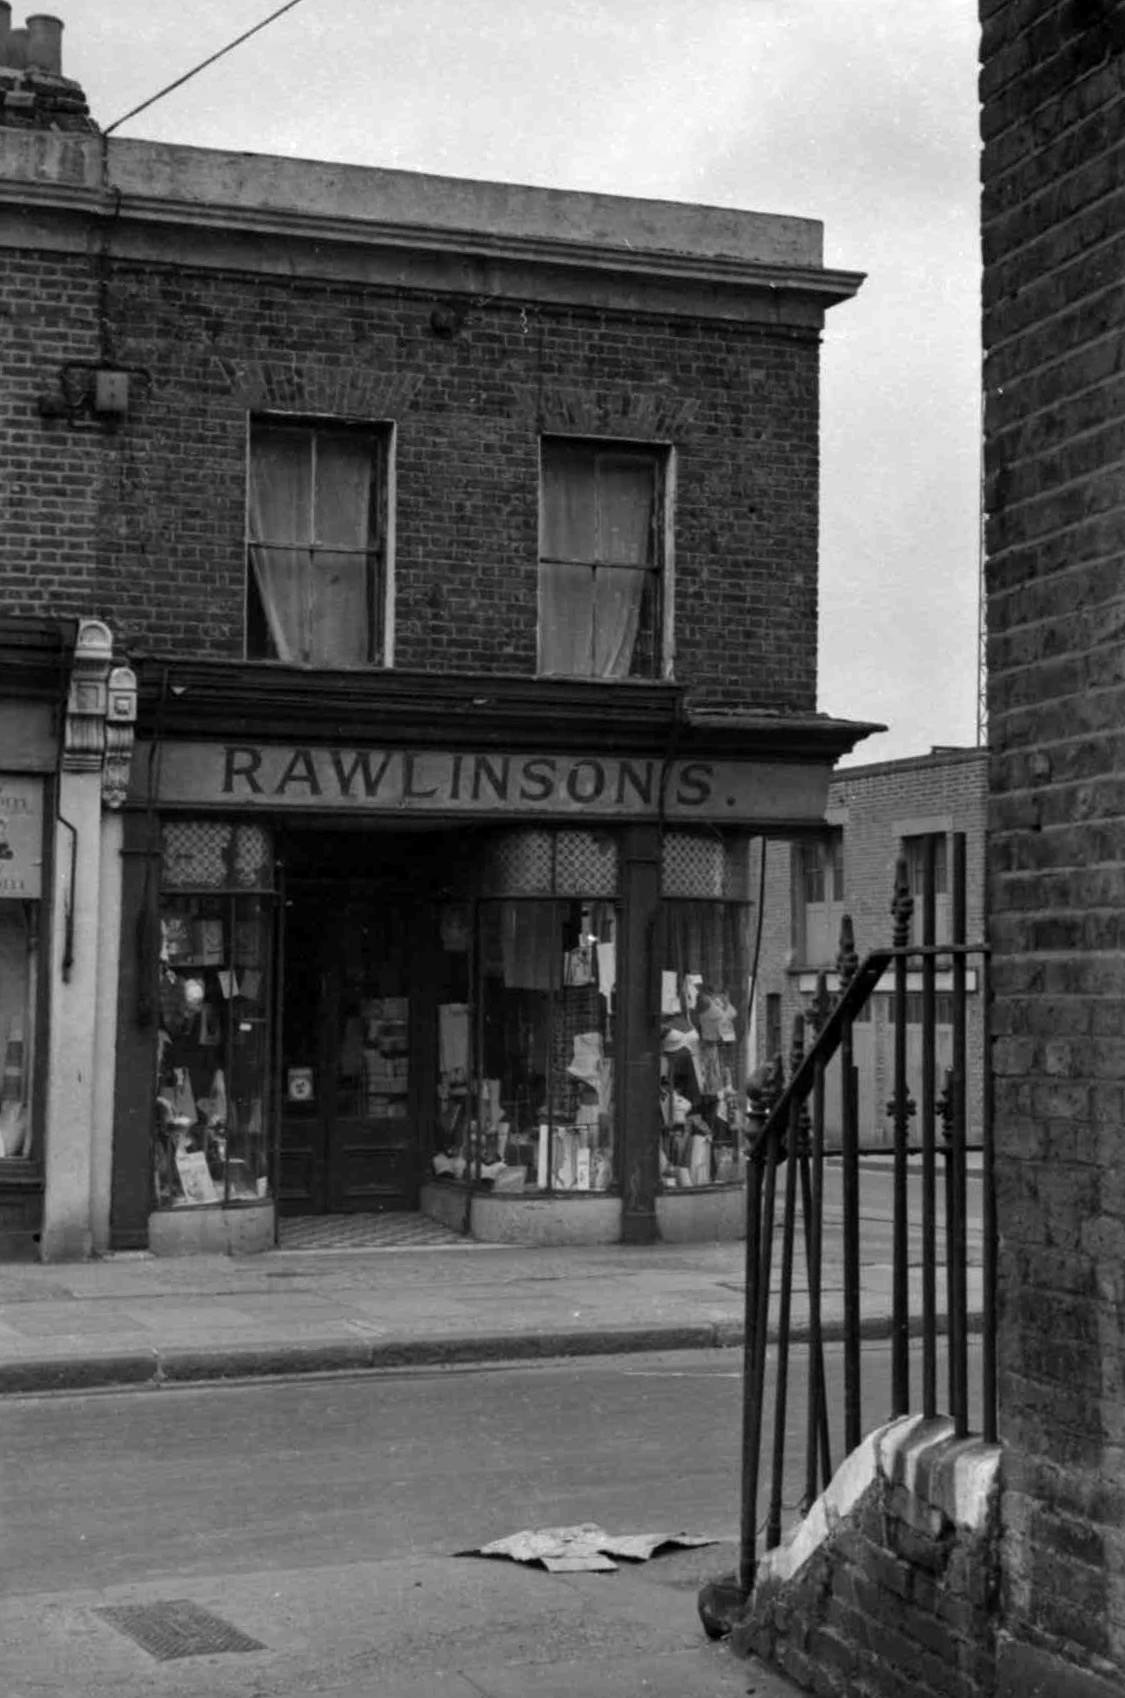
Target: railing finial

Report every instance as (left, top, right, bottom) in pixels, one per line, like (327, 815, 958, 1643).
(789, 1011, 806, 1080)
(808, 969, 833, 1037)
(892, 852, 914, 949)
(836, 914, 858, 988)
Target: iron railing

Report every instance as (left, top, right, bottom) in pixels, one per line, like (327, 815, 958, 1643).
(738, 832, 996, 1594)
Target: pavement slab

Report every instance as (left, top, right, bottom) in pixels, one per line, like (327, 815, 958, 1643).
(1, 1547, 801, 1698)
(0, 1163, 983, 1394)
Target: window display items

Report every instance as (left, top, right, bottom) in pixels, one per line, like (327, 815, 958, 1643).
(657, 900, 750, 1190)
(430, 898, 617, 1196)
(153, 892, 273, 1209)
(0, 899, 35, 1160)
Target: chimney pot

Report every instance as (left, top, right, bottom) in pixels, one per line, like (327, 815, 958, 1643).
(26, 14, 62, 72)
(5, 23, 25, 67)
(0, 5, 11, 59)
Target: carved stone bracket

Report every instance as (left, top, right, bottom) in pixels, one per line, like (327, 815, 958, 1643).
(64, 619, 112, 773)
(63, 619, 137, 809)
(104, 663, 138, 810)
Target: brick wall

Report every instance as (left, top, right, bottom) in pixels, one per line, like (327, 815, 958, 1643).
(752, 749, 988, 1148)
(0, 244, 823, 715)
(982, 0, 1125, 1689)
(0, 251, 101, 610)
(729, 1418, 1003, 1698)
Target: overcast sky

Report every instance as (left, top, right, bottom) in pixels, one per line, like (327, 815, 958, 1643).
(70, 0, 981, 767)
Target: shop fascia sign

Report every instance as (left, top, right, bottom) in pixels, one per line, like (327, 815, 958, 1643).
(137, 742, 830, 823)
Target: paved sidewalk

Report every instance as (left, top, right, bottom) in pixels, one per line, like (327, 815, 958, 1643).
(0, 1162, 983, 1395)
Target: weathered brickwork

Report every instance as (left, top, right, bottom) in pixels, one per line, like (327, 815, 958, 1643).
(732, 1428, 1002, 1698)
(752, 749, 988, 1148)
(0, 246, 822, 714)
(0, 251, 101, 610)
(982, 0, 1125, 1687)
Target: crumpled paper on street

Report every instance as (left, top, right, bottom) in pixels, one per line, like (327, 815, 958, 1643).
(467, 1522, 718, 1572)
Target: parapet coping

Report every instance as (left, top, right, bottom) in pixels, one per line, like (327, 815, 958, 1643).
(759, 1413, 1002, 1587)
(0, 130, 864, 313)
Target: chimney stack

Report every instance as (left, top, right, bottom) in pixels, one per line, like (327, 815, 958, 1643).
(26, 13, 61, 73)
(0, 11, 95, 128)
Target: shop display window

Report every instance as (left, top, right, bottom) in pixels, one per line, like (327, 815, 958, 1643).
(658, 900, 750, 1190)
(0, 774, 44, 1164)
(0, 903, 36, 1161)
(154, 822, 275, 1209)
(432, 898, 618, 1195)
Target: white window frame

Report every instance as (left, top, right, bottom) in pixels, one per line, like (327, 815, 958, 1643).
(244, 414, 396, 668)
(536, 434, 675, 681)
(792, 831, 846, 967)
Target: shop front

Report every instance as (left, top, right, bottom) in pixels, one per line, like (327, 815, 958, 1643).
(111, 673, 872, 1252)
(0, 620, 66, 1259)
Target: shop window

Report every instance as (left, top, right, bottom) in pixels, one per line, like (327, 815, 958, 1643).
(154, 822, 276, 1210)
(430, 831, 619, 1196)
(0, 907, 36, 1160)
(658, 901, 750, 1190)
(246, 418, 389, 667)
(433, 899, 618, 1196)
(538, 437, 667, 679)
(0, 775, 45, 1163)
(903, 833, 951, 945)
(792, 832, 845, 966)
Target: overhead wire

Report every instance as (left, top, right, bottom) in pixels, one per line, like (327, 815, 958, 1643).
(104, 0, 310, 136)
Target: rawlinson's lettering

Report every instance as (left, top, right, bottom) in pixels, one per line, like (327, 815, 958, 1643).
(675, 762, 714, 806)
(566, 759, 606, 804)
(329, 748, 394, 798)
(615, 759, 655, 807)
(517, 756, 556, 801)
(275, 748, 322, 795)
(402, 752, 439, 800)
(223, 745, 264, 795)
(472, 754, 510, 802)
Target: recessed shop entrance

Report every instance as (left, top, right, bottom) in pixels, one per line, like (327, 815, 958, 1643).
(277, 829, 471, 1216)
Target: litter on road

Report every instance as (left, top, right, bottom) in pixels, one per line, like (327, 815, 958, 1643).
(465, 1522, 718, 1572)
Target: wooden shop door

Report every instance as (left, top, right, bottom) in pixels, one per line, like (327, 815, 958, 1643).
(279, 886, 419, 1214)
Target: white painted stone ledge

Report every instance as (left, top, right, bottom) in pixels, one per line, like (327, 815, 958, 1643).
(758, 1413, 1003, 1587)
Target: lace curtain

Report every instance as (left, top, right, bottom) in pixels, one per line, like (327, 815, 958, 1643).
(539, 444, 657, 677)
(248, 426, 373, 665)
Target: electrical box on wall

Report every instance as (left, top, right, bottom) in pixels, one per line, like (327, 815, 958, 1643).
(93, 370, 130, 415)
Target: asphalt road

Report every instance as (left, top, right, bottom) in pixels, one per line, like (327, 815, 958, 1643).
(1, 1345, 981, 1698)
(4, 1341, 981, 1594)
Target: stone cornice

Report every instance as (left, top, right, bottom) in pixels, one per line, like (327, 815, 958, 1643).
(128, 658, 880, 766)
(0, 132, 864, 324)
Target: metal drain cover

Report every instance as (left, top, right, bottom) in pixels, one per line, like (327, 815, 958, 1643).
(95, 1599, 265, 1661)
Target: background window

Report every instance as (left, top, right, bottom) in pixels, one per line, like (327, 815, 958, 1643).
(903, 833, 950, 943)
(538, 438, 664, 679)
(247, 420, 387, 666)
(793, 832, 845, 965)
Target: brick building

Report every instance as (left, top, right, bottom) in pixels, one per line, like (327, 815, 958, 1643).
(0, 15, 875, 1259)
(751, 746, 988, 1149)
(982, 1, 1125, 1692)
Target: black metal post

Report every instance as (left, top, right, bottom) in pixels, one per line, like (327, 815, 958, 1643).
(803, 1043, 830, 1508)
(841, 1015, 861, 1455)
(768, 1092, 801, 1549)
(921, 836, 937, 1418)
(738, 1135, 765, 1596)
(951, 832, 969, 1437)
(891, 853, 913, 1416)
(981, 943, 998, 1443)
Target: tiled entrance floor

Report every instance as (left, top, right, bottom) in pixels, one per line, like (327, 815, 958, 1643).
(277, 1212, 472, 1252)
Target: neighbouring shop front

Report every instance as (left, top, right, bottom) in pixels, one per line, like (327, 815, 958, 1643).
(111, 681, 870, 1252)
(0, 620, 69, 1260)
